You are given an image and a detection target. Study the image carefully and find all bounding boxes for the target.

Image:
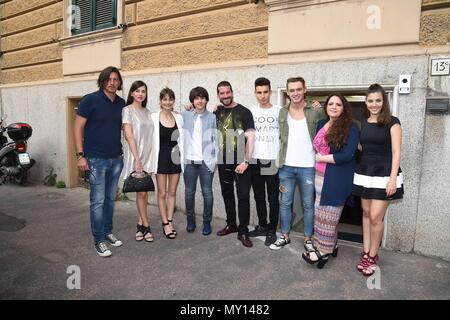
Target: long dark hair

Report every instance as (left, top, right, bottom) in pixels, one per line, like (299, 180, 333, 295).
(365, 83, 391, 127)
(97, 66, 123, 91)
(325, 93, 353, 150)
(126, 80, 148, 107)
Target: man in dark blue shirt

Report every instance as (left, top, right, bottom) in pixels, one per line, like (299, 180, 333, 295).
(74, 66, 125, 257)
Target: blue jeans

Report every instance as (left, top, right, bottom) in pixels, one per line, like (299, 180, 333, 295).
(183, 162, 214, 223)
(88, 157, 123, 244)
(279, 165, 315, 237)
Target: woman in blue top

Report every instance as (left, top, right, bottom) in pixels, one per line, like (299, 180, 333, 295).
(302, 93, 359, 269)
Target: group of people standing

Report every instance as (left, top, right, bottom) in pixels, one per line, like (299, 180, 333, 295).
(74, 66, 404, 278)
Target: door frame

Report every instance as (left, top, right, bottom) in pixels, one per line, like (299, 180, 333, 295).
(66, 97, 83, 188)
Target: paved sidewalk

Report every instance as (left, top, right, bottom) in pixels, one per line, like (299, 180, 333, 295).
(0, 183, 449, 300)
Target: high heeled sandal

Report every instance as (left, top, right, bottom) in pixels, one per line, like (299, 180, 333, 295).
(162, 222, 176, 239)
(167, 219, 177, 235)
(316, 250, 330, 269)
(302, 250, 319, 265)
(304, 239, 315, 253)
(302, 244, 338, 265)
(135, 224, 144, 242)
(357, 252, 369, 272)
(142, 226, 154, 242)
(362, 254, 379, 276)
(331, 245, 339, 258)
(302, 249, 331, 269)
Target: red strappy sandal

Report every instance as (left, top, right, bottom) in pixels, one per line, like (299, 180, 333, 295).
(357, 252, 369, 272)
(362, 254, 379, 276)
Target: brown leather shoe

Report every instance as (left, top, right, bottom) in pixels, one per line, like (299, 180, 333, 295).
(216, 225, 238, 236)
(237, 233, 253, 247)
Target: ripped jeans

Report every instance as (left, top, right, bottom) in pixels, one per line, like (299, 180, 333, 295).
(87, 157, 124, 244)
(278, 166, 315, 237)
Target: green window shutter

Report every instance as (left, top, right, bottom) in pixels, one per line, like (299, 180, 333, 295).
(72, 0, 93, 35)
(95, 0, 117, 31)
(71, 0, 117, 35)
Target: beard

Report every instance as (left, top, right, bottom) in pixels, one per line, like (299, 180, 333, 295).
(220, 97, 233, 106)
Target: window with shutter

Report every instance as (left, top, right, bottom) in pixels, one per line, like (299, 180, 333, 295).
(72, 0, 117, 35)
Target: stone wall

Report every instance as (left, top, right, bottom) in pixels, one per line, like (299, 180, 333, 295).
(0, 0, 63, 84)
(415, 55, 450, 260)
(1, 0, 450, 84)
(421, 0, 450, 46)
(121, 0, 268, 71)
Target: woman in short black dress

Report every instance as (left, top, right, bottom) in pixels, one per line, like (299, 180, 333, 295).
(151, 88, 184, 239)
(158, 122, 181, 174)
(353, 84, 403, 276)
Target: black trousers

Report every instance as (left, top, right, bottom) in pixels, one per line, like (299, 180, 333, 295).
(218, 163, 252, 234)
(250, 159, 280, 231)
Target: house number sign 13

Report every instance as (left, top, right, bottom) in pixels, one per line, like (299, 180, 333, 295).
(431, 58, 450, 76)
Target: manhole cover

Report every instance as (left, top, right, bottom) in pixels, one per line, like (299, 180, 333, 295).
(0, 211, 26, 232)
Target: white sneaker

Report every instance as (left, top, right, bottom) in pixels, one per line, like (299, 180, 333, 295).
(105, 234, 123, 247)
(269, 235, 291, 250)
(95, 242, 112, 257)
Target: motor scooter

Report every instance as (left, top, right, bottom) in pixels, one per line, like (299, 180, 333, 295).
(0, 114, 35, 185)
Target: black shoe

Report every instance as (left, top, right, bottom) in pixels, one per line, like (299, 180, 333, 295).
(264, 230, 277, 246)
(186, 220, 196, 233)
(247, 225, 268, 238)
(202, 222, 211, 236)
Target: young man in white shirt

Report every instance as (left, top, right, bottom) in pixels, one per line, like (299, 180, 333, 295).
(247, 77, 281, 246)
(270, 77, 326, 252)
(182, 87, 218, 236)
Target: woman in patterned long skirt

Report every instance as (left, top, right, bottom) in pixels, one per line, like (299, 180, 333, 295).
(353, 83, 404, 276)
(302, 93, 359, 269)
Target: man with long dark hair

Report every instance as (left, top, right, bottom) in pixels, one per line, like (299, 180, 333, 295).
(74, 66, 126, 257)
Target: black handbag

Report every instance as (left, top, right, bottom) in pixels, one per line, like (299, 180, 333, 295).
(122, 171, 155, 193)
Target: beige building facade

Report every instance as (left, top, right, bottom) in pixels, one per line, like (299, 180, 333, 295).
(1, 0, 450, 259)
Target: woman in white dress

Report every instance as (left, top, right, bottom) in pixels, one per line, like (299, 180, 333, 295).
(122, 80, 156, 242)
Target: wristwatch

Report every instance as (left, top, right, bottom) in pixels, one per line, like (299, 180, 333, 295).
(243, 159, 249, 165)
(76, 152, 85, 160)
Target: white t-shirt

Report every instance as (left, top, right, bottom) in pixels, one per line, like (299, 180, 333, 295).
(186, 113, 203, 161)
(285, 113, 315, 167)
(250, 104, 281, 160)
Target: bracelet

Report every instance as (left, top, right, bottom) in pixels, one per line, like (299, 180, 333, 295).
(76, 152, 85, 160)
